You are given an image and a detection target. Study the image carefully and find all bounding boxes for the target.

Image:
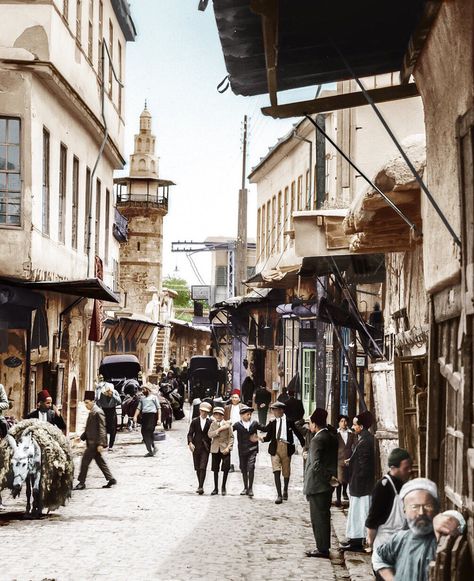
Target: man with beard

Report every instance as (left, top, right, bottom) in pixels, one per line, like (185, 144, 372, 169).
(374, 478, 465, 581)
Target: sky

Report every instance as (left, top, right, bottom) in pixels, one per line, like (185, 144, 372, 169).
(122, 0, 317, 285)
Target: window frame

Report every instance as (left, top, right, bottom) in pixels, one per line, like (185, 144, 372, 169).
(71, 156, 79, 249)
(0, 116, 22, 228)
(42, 127, 50, 236)
(58, 143, 67, 244)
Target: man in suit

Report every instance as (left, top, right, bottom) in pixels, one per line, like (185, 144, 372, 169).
(260, 401, 305, 504)
(208, 406, 233, 495)
(303, 408, 338, 559)
(187, 401, 212, 495)
(74, 390, 116, 490)
(284, 390, 305, 422)
(335, 414, 356, 506)
(26, 389, 66, 431)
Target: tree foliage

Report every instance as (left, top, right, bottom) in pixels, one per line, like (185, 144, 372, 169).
(163, 276, 192, 309)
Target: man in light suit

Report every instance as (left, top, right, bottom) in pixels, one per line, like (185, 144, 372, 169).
(208, 406, 233, 495)
(74, 391, 116, 490)
(187, 401, 212, 495)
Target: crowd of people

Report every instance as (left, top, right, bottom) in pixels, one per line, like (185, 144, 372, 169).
(0, 372, 467, 580)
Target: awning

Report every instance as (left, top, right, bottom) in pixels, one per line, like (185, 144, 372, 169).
(213, 288, 273, 308)
(244, 267, 300, 289)
(343, 135, 425, 253)
(169, 318, 211, 333)
(211, 0, 437, 116)
(299, 254, 385, 284)
(0, 277, 120, 303)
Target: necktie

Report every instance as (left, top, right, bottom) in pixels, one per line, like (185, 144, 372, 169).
(276, 418, 282, 440)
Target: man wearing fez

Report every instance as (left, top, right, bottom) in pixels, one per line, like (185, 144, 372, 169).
(260, 401, 305, 504)
(26, 389, 66, 431)
(187, 401, 212, 495)
(374, 478, 465, 581)
(341, 410, 375, 552)
(303, 408, 338, 559)
(74, 391, 116, 490)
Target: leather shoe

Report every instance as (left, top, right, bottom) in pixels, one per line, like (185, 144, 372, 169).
(305, 550, 330, 559)
(74, 483, 86, 490)
(340, 541, 364, 552)
(197, 487, 204, 495)
(103, 478, 117, 488)
(282, 491, 288, 500)
(240, 488, 248, 495)
(211, 489, 218, 496)
(247, 488, 254, 497)
(221, 488, 227, 496)
(275, 496, 283, 505)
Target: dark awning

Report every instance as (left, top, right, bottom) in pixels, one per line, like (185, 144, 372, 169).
(299, 254, 385, 284)
(212, 0, 438, 112)
(0, 277, 120, 303)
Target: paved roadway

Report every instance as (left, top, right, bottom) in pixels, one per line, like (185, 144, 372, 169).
(1, 412, 350, 581)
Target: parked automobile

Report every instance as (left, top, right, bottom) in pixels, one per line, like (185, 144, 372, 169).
(188, 356, 220, 401)
(99, 354, 142, 399)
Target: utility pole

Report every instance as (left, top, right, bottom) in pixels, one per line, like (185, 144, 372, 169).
(235, 115, 248, 297)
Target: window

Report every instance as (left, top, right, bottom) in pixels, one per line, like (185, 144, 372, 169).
(84, 167, 91, 253)
(113, 258, 119, 292)
(88, 0, 94, 61)
(297, 175, 303, 210)
(98, 1, 103, 76)
(0, 117, 21, 226)
(58, 144, 67, 243)
(277, 191, 282, 251)
(305, 169, 310, 209)
(104, 187, 110, 263)
(284, 186, 289, 232)
(290, 181, 295, 228)
(71, 156, 79, 249)
(261, 204, 266, 260)
(95, 178, 101, 256)
(63, 0, 69, 19)
(118, 40, 123, 113)
(215, 265, 227, 286)
(266, 202, 271, 258)
(42, 128, 50, 235)
(76, 0, 82, 45)
(271, 195, 276, 254)
(256, 207, 261, 258)
(108, 20, 114, 98)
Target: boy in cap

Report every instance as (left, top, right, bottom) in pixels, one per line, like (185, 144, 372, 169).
(187, 401, 212, 494)
(233, 406, 259, 497)
(260, 401, 305, 504)
(74, 391, 116, 490)
(208, 406, 233, 495)
(303, 408, 338, 558)
(26, 389, 66, 431)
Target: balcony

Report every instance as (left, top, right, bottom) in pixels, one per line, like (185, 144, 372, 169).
(114, 177, 175, 212)
(292, 209, 350, 258)
(113, 207, 128, 243)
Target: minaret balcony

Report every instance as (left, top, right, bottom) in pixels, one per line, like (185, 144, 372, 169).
(114, 177, 174, 212)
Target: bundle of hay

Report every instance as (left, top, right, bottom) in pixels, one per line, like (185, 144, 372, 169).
(0, 419, 74, 512)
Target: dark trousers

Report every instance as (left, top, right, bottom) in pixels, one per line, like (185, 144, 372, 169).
(257, 406, 268, 425)
(335, 482, 348, 502)
(103, 407, 117, 448)
(78, 444, 113, 484)
(141, 412, 157, 454)
(308, 490, 332, 552)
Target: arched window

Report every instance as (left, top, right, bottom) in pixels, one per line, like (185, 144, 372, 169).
(139, 158, 146, 171)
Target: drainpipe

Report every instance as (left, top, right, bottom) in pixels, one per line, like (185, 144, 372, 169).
(293, 130, 313, 210)
(86, 38, 125, 277)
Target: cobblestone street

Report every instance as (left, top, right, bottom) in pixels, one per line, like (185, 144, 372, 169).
(1, 413, 355, 581)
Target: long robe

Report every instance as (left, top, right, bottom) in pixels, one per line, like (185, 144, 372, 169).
(229, 404, 241, 470)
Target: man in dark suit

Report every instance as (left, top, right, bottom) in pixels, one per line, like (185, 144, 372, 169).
(335, 414, 356, 506)
(284, 390, 305, 422)
(187, 401, 212, 495)
(303, 407, 338, 559)
(26, 389, 66, 431)
(260, 401, 305, 504)
(74, 390, 116, 490)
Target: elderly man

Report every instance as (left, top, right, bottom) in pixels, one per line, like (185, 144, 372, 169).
(26, 389, 66, 431)
(374, 478, 465, 581)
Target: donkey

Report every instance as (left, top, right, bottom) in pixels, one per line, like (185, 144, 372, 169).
(7, 432, 42, 517)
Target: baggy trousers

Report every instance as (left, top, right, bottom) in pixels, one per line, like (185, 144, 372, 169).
(78, 444, 113, 483)
(141, 412, 157, 454)
(103, 407, 117, 448)
(308, 490, 332, 552)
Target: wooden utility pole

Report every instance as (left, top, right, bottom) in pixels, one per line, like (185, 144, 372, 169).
(235, 115, 248, 296)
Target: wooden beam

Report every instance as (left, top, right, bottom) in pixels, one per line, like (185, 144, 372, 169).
(401, 1, 443, 84)
(251, 0, 279, 107)
(261, 83, 419, 119)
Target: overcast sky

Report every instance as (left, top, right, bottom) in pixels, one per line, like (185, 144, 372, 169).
(123, 0, 316, 285)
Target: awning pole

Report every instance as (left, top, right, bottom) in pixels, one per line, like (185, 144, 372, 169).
(334, 48, 461, 248)
(304, 115, 421, 237)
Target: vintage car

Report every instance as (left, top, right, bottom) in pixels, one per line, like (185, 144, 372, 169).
(188, 356, 220, 401)
(98, 354, 142, 398)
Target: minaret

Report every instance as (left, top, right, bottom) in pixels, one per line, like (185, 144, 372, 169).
(114, 104, 174, 316)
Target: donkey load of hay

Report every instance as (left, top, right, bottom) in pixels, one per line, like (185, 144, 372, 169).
(0, 419, 74, 516)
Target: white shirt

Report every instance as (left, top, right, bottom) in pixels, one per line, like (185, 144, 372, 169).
(241, 419, 251, 430)
(230, 403, 241, 423)
(39, 410, 48, 423)
(338, 427, 349, 445)
(276, 415, 288, 441)
(199, 416, 207, 431)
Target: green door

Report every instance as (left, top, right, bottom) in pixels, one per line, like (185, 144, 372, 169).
(301, 348, 316, 417)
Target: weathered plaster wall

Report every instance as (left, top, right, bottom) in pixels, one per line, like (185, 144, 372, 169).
(414, 0, 474, 293)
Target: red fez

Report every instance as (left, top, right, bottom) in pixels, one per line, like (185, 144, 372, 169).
(355, 410, 374, 429)
(230, 389, 240, 396)
(37, 389, 51, 402)
(310, 408, 328, 425)
(83, 390, 96, 402)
